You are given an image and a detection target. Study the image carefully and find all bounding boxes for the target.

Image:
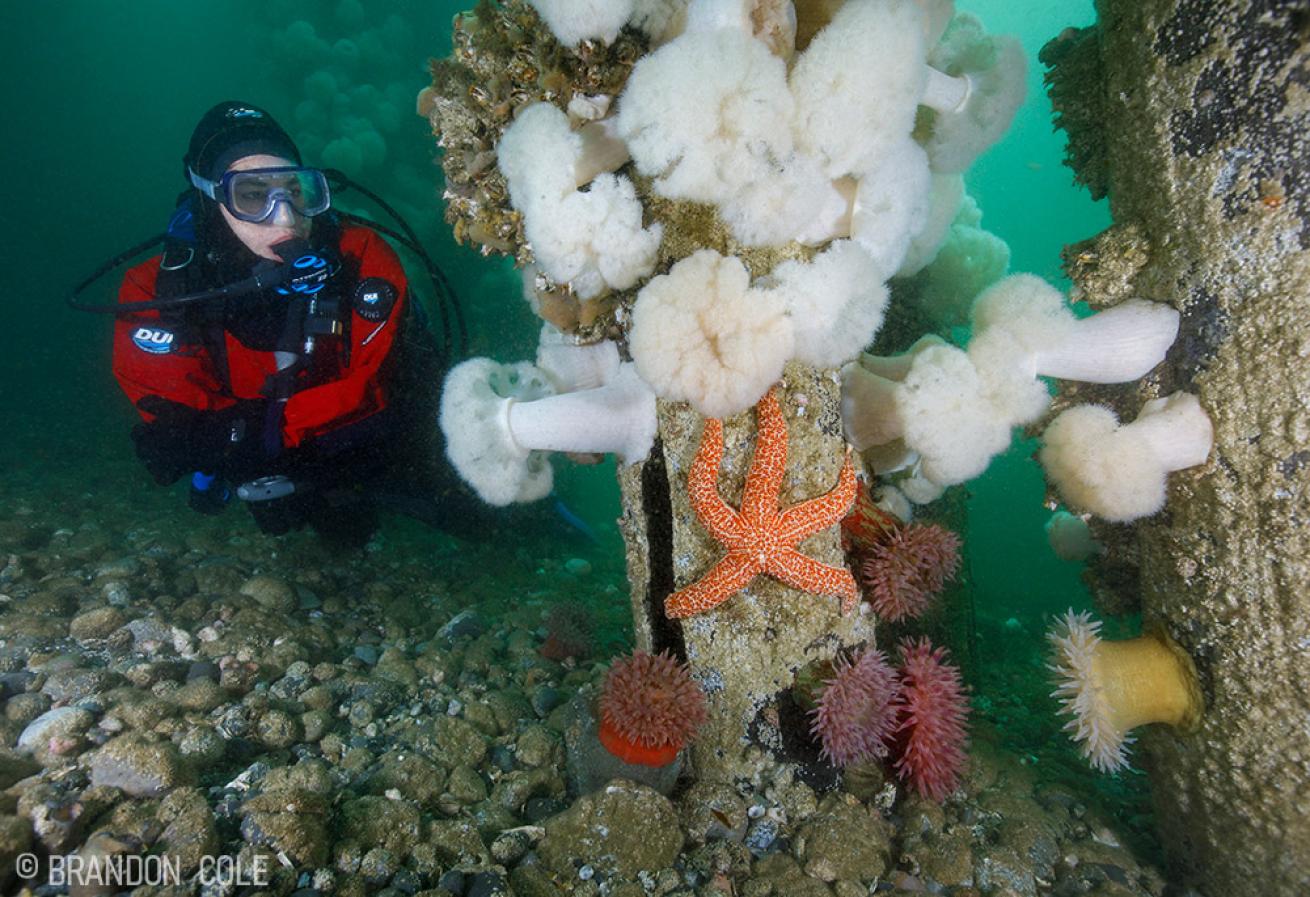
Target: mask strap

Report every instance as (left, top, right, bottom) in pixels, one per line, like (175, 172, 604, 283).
(188, 168, 221, 201)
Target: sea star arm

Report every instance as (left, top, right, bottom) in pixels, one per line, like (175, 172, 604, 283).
(765, 549, 860, 615)
(687, 417, 742, 544)
(777, 451, 858, 543)
(665, 553, 760, 619)
(740, 387, 787, 522)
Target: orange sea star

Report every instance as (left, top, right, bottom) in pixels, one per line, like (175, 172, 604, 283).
(665, 387, 860, 619)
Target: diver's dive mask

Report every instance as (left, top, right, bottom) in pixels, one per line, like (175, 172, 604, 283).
(189, 165, 331, 223)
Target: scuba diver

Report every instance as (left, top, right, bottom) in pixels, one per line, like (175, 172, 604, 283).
(72, 100, 492, 546)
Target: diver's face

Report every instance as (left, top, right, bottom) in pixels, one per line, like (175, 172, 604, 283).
(219, 154, 311, 261)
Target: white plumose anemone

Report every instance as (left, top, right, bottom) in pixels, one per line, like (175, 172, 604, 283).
(921, 12, 1027, 173)
(616, 21, 837, 246)
(439, 359, 558, 506)
(910, 193, 1010, 326)
(967, 275, 1181, 427)
(1039, 392, 1212, 522)
(789, 0, 928, 179)
(841, 340, 1012, 486)
(630, 249, 793, 418)
(498, 104, 661, 299)
(440, 358, 657, 506)
(526, 0, 636, 45)
(764, 240, 889, 368)
(617, 27, 795, 203)
(1045, 510, 1101, 562)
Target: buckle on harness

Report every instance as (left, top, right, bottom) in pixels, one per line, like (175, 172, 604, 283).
(160, 246, 194, 272)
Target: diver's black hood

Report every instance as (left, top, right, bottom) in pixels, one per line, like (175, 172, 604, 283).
(184, 101, 301, 185)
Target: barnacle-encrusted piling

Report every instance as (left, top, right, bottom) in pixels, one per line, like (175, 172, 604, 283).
(421, 2, 876, 797)
(1043, 3, 1310, 892)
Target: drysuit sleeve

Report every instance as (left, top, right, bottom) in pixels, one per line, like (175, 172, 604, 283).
(111, 259, 230, 419)
(280, 226, 409, 447)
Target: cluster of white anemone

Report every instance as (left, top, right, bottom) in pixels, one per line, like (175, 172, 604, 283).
(440, 1, 1213, 524)
(612, 0, 1028, 420)
(274, 7, 422, 206)
(438, 0, 1036, 502)
(839, 272, 1201, 509)
(437, 0, 1215, 521)
(496, 0, 1025, 419)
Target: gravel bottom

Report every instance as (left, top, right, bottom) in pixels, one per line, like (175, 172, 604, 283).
(0, 458, 1172, 897)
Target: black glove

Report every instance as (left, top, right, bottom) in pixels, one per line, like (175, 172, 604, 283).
(130, 403, 192, 486)
(131, 397, 269, 486)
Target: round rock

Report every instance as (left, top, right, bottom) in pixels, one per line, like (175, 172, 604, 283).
(239, 575, 298, 613)
(539, 779, 682, 880)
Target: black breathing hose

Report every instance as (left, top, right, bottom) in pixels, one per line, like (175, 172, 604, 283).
(325, 169, 469, 362)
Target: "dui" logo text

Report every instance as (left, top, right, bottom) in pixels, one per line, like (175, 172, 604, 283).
(132, 328, 175, 355)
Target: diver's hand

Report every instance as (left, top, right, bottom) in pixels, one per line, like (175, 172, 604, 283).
(133, 397, 269, 485)
(131, 399, 197, 485)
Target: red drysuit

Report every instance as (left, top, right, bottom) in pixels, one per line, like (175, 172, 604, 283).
(112, 224, 406, 449)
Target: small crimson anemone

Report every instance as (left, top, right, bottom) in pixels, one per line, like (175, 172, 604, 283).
(599, 649, 707, 767)
(859, 523, 962, 621)
(1047, 610, 1203, 773)
(540, 601, 593, 661)
(893, 637, 969, 802)
(810, 648, 902, 768)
